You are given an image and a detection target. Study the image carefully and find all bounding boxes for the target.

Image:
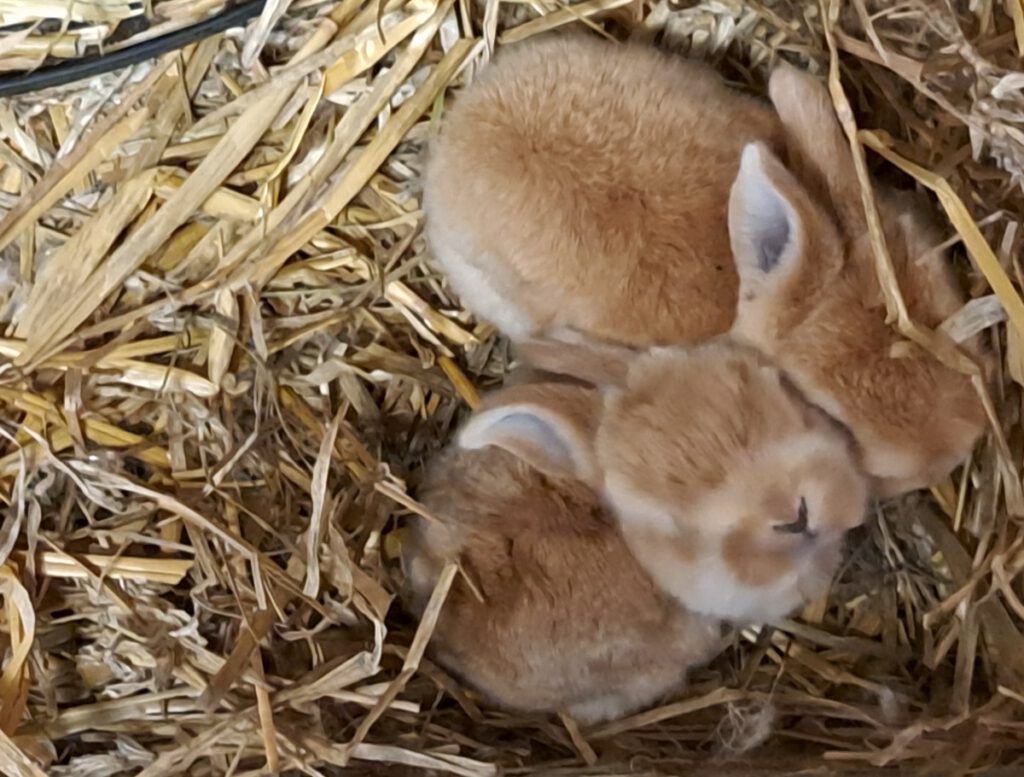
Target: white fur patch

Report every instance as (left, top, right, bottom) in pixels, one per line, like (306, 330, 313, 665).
(605, 437, 855, 624)
(607, 478, 794, 622)
(458, 402, 598, 483)
(426, 218, 537, 338)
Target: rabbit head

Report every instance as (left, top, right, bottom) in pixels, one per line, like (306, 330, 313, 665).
(462, 340, 868, 623)
(726, 63, 987, 498)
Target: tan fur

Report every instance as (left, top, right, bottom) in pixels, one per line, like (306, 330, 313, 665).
(595, 342, 867, 622)
(425, 33, 784, 344)
(452, 342, 868, 625)
(734, 67, 987, 496)
(404, 345, 868, 718)
(424, 35, 986, 496)
(403, 443, 724, 723)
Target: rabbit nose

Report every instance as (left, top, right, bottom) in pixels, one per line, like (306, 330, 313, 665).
(772, 497, 817, 538)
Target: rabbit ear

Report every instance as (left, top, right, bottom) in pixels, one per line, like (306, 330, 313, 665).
(729, 143, 844, 333)
(767, 63, 863, 229)
(514, 337, 635, 388)
(458, 384, 601, 484)
(729, 143, 807, 289)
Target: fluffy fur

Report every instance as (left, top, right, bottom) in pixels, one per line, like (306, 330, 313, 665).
(456, 341, 869, 625)
(405, 343, 868, 719)
(404, 441, 724, 723)
(425, 33, 783, 345)
(424, 34, 986, 496)
(730, 68, 985, 496)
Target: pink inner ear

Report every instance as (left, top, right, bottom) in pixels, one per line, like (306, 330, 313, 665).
(754, 215, 791, 273)
(731, 144, 800, 281)
(492, 411, 574, 471)
(458, 401, 597, 483)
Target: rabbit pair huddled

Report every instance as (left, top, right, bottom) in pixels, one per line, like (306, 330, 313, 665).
(403, 35, 985, 722)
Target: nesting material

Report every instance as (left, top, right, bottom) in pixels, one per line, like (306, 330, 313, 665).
(0, 0, 1023, 774)
(0, 1, 258, 69)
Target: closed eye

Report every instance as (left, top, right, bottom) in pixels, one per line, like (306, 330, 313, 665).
(773, 496, 814, 536)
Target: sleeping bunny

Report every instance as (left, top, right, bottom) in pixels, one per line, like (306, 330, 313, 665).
(403, 340, 868, 720)
(424, 34, 985, 497)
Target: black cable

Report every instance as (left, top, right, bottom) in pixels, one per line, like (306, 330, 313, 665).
(0, 1, 266, 99)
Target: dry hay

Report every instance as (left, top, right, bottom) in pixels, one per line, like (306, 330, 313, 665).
(0, 0, 1022, 775)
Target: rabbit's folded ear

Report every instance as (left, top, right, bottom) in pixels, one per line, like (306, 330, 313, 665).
(458, 384, 601, 484)
(514, 337, 635, 388)
(767, 63, 862, 229)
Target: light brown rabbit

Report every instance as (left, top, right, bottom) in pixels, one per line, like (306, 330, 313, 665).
(404, 342, 867, 720)
(425, 34, 780, 346)
(404, 441, 725, 723)
(423, 33, 985, 497)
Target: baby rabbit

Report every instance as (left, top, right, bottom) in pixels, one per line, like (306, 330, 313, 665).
(423, 34, 985, 497)
(404, 340, 867, 720)
(404, 441, 725, 723)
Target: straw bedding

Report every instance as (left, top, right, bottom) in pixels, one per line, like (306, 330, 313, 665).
(0, 0, 1022, 775)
